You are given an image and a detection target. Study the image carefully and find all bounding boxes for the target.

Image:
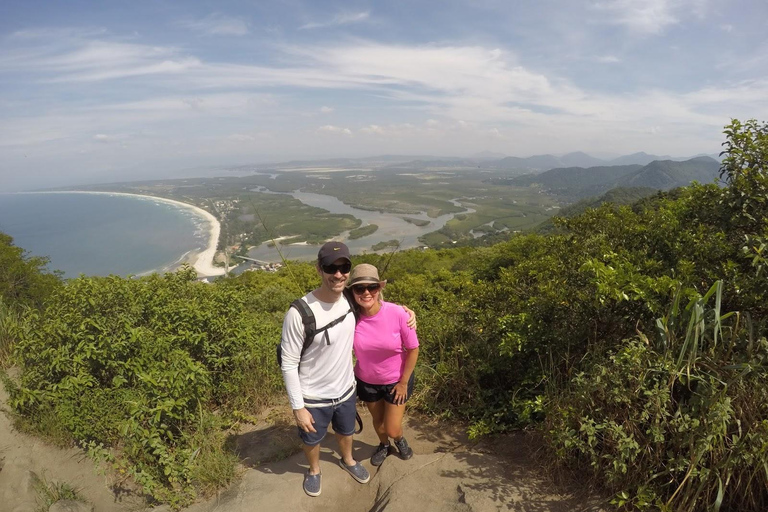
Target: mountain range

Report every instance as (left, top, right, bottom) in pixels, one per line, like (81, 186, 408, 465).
(496, 156, 721, 199)
(254, 151, 721, 174)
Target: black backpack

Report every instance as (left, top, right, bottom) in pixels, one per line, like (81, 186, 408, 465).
(277, 295, 363, 433)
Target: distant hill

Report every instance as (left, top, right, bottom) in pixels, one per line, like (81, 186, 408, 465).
(536, 186, 659, 233)
(615, 157, 721, 189)
(559, 152, 607, 168)
(252, 152, 720, 176)
(558, 186, 659, 217)
(504, 164, 643, 197)
(608, 152, 673, 166)
(495, 156, 721, 199)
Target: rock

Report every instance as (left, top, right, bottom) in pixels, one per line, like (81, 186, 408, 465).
(49, 500, 94, 512)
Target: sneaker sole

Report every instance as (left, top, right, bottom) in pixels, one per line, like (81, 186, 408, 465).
(339, 460, 371, 483)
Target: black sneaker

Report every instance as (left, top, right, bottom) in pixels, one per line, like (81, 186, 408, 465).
(371, 442, 390, 466)
(393, 437, 413, 460)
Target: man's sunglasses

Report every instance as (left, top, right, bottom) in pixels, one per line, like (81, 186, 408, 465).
(352, 283, 381, 295)
(321, 262, 352, 274)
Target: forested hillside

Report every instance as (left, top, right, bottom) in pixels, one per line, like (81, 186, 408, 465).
(1, 119, 766, 511)
(502, 156, 720, 199)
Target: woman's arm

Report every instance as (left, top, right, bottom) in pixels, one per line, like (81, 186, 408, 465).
(391, 347, 419, 405)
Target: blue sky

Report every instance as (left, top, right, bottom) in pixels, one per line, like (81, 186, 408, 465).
(1, 0, 766, 191)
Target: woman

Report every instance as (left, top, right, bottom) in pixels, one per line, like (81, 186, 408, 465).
(346, 263, 419, 466)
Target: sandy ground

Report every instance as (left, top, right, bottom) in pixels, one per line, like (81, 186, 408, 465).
(0, 374, 606, 512)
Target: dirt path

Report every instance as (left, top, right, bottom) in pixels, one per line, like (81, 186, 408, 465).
(0, 380, 605, 512)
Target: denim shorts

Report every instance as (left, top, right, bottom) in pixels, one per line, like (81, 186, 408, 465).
(299, 386, 357, 446)
(356, 373, 415, 405)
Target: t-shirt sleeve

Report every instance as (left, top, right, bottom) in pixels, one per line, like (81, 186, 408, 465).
(281, 306, 305, 410)
(396, 304, 419, 350)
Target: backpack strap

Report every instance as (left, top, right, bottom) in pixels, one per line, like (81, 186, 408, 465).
(290, 298, 353, 354)
(290, 298, 316, 356)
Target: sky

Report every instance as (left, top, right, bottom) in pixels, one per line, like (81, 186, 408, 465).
(1, 0, 767, 191)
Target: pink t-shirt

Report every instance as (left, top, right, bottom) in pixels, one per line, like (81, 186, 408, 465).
(353, 301, 419, 385)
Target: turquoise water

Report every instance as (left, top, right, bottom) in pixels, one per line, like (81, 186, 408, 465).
(0, 193, 208, 278)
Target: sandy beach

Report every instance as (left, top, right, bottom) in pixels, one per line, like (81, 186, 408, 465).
(33, 191, 226, 278)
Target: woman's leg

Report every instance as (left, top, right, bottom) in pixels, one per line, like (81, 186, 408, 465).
(383, 402, 407, 440)
(365, 399, 389, 444)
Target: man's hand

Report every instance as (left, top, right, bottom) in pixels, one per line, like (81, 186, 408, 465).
(294, 408, 317, 433)
(402, 306, 417, 329)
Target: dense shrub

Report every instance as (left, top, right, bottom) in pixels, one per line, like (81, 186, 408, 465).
(0, 232, 62, 311)
(9, 267, 283, 507)
(545, 283, 768, 511)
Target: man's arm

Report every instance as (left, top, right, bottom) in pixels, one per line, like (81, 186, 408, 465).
(281, 307, 316, 433)
(401, 305, 417, 329)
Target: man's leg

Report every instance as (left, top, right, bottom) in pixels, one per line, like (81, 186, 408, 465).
(303, 442, 322, 475)
(335, 432, 355, 466)
(332, 394, 370, 483)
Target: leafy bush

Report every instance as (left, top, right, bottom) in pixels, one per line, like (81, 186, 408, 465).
(0, 232, 62, 310)
(9, 267, 283, 507)
(545, 283, 768, 511)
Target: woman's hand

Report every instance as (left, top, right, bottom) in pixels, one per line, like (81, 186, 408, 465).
(402, 306, 417, 329)
(390, 381, 409, 405)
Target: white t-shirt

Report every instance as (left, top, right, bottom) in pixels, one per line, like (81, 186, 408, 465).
(280, 291, 355, 410)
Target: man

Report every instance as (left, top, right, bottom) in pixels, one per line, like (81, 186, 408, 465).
(280, 241, 369, 497)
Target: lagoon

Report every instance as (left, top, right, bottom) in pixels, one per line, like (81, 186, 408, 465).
(246, 188, 471, 262)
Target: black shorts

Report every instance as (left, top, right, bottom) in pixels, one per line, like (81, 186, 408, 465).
(356, 373, 415, 405)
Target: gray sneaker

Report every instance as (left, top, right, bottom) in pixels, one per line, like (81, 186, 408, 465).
(303, 471, 321, 497)
(371, 442, 391, 466)
(394, 437, 413, 460)
(339, 459, 371, 483)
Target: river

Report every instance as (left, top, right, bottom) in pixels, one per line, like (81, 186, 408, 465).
(244, 187, 472, 263)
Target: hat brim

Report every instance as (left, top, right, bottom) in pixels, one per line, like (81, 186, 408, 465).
(346, 278, 387, 288)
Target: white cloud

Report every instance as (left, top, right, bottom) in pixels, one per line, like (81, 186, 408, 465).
(300, 11, 370, 30)
(595, 55, 621, 63)
(591, 0, 683, 34)
(177, 13, 249, 36)
(318, 125, 352, 135)
(0, 38, 202, 82)
(320, 106, 334, 113)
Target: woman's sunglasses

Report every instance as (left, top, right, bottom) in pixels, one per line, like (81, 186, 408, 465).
(352, 283, 381, 295)
(321, 262, 352, 274)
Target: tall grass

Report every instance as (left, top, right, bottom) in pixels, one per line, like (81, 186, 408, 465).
(0, 298, 22, 367)
(545, 281, 768, 511)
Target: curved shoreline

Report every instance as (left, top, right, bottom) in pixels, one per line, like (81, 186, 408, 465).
(23, 191, 226, 278)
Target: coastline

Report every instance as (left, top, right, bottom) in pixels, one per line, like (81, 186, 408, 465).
(25, 191, 226, 278)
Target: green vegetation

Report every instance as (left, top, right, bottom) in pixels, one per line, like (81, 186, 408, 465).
(348, 224, 379, 239)
(500, 157, 720, 200)
(371, 239, 400, 251)
(2, 119, 766, 510)
(402, 217, 430, 227)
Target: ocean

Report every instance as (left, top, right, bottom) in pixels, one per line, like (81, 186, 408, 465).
(0, 192, 210, 278)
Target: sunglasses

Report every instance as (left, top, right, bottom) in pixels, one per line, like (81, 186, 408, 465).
(352, 283, 381, 295)
(321, 262, 352, 274)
